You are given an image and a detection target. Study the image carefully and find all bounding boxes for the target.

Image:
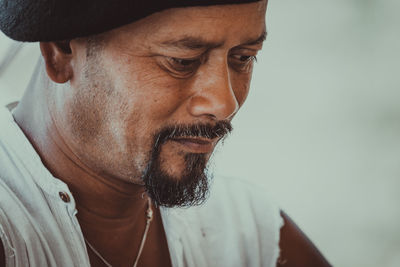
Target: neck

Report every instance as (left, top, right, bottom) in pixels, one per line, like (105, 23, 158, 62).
(44, 125, 148, 222)
(12, 65, 148, 226)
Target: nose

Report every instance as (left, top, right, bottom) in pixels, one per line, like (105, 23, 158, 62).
(187, 62, 239, 121)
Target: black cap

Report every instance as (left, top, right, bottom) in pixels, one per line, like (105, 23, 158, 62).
(0, 0, 260, 42)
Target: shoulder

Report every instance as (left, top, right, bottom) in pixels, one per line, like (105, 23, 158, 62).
(0, 175, 30, 240)
(278, 211, 332, 266)
(199, 176, 284, 265)
(0, 237, 4, 267)
(0, 195, 18, 267)
(211, 177, 332, 266)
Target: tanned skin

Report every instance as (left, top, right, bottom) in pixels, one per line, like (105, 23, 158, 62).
(0, 240, 4, 267)
(0, 1, 330, 266)
(279, 212, 332, 266)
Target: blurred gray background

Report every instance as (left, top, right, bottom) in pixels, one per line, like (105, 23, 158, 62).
(1, 0, 399, 266)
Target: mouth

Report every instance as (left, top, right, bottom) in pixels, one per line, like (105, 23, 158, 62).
(169, 137, 218, 153)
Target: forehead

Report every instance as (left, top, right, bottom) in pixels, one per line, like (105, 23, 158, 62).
(102, 1, 267, 50)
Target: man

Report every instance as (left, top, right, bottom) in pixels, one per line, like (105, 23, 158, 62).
(0, 0, 331, 266)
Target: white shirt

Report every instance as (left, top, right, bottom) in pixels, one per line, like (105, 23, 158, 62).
(0, 106, 283, 267)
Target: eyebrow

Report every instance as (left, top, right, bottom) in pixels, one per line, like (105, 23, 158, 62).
(160, 30, 267, 50)
(160, 36, 222, 50)
(242, 30, 267, 46)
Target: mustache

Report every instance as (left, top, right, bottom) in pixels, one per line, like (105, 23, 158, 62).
(154, 121, 233, 147)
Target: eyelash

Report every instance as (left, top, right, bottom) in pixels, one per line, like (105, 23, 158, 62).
(162, 54, 258, 78)
(229, 55, 258, 73)
(168, 57, 201, 72)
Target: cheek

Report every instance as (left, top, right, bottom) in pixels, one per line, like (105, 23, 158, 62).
(102, 60, 186, 155)
(67, 80, 109, 145)
(111, 58, 189, 122)
(231, 72, 252, 107)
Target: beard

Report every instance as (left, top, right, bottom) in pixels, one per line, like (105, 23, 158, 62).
(141, 121, 232, 208)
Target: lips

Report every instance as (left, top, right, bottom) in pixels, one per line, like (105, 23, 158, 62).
(170, 137, 217, 153)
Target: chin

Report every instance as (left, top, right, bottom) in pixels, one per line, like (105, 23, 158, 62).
(142, 151, 212, 207)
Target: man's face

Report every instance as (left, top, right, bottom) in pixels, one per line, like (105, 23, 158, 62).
(58, 1, 267, 206)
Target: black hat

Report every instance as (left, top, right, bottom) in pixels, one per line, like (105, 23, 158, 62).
(0, 0, 260, 42)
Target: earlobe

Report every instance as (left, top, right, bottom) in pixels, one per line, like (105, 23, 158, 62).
(40, 41, 73, 84)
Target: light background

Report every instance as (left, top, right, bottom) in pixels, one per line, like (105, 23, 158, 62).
(0, 0, 399, 266)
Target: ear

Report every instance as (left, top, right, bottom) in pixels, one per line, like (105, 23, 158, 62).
(40, 41, 73, 84)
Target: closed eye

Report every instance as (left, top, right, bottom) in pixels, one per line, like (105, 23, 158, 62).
(168, 57, 201, 70)
(157, 56, 202, 78)
(229, 54, 258, 73)
(231, 55, 257, 63)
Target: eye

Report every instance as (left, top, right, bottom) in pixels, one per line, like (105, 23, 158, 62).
(170, 58, 199, 67)
(163, 57, 201, 77)
(232, 55, 258, 63)
(229, 54, 258, 73)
